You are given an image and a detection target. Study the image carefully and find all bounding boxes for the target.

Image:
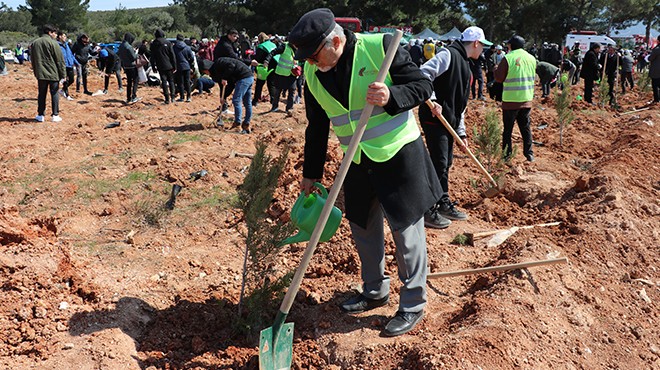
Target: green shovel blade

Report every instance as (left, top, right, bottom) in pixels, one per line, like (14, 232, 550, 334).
(259, 315, 294, 370)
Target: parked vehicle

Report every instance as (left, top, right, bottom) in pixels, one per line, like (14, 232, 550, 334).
(335, 17, 362, 33)
(1, 48, 15, 63)
(564, 31, 616, 58)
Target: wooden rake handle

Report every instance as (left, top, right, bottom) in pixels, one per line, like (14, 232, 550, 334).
(278, 30, 405, 315)
(428, 257, 568, 279)
(424, 100, 498, 188)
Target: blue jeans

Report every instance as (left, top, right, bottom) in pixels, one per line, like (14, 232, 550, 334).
(232, 75, 254, 126)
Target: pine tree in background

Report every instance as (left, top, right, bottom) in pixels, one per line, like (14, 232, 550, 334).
(23, 0, 89, 33)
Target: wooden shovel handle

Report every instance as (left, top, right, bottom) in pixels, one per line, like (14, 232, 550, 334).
(428, 257, 568, 279)
(278, 30, 405, 315)
(424, 100, 498, 188)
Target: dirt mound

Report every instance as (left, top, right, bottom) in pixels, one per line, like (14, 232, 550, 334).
(1, 64, 658, 369)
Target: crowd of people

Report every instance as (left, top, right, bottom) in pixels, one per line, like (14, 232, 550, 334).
(19, 25, 308, 131)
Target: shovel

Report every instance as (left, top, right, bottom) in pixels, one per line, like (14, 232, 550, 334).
(259, 30, 404, 370)
(424, 100, 503, 198)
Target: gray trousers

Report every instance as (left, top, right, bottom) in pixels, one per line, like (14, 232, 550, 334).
(350, 198, 428, 313)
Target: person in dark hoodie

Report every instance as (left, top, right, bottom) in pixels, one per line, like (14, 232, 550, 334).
(172, 34, 195, 102)
(209, 57, 254, 134)
(71, 33, 92, 95)
(150, 29, 177, 104)
(118, 32, 140, 104)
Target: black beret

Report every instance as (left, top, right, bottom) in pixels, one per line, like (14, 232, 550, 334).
(288, 8, 337, 60)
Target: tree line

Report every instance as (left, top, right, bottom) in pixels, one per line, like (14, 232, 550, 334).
(0, 0, 657, 47)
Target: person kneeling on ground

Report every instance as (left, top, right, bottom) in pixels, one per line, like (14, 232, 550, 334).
(209, 57, 254, 134)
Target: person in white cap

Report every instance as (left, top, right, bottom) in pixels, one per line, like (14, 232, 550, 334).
(418, 26, 493, 228)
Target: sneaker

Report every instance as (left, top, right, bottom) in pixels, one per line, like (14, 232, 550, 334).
(269, 107, 281, 113)
(51, 115, 62, 122)
(129, 97, 141, 104)
(478, 96, 486, 101)
(240, 129, 251, 134)
(185, 98, 191, 103)
(58, 89, 66, 97)
(525, 154, 535, 162)
(66, 96, 74, 101)
(424, 207, 452, 229)
(118, 88, 124, 92)
(437, 201, 468, 221)
(216, 119, 224, 128)
(286, 109, 293, 117)
(102, 90, 108, 95)
(230, 122, 241, 129)
(175, 98, 184, 102)
(35, 115, 45, 122)
(84, 90, 93, 95)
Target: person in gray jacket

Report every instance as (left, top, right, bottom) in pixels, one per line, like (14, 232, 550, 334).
(648, 37, 660, 103)
(118, 32, 140, 104)
(31, 24, 66, 122)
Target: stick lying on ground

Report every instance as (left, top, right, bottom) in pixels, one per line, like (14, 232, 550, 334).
(465, 221, 561, 246)
(428, 257, 568, 279)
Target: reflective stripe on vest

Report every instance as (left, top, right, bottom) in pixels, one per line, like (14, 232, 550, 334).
(502, 49, 536, 102)
(275, 43, 295, 76)
(304, 33, 420, 164)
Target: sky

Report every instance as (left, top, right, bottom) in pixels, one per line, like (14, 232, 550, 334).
(3, 0, 172, 11)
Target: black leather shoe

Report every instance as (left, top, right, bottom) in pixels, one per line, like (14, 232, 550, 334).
(382, 311, 424, 337)
(340, 294, 389, 314)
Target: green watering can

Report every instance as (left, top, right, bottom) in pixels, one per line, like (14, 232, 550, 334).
(256, 64, 272, 80)
(280, 182, 342, 245)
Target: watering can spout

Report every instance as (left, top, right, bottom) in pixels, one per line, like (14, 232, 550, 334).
(279, 182, 342, 246)
(280, 231, 311, 246)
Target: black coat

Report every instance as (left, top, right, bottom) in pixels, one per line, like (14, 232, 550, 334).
(71, 36, 91, 65)
(419, 41, 471, 131)
(150, 37, 176, 72)
(580, 49, 600, 80)
(209, 57, 252, 83)
(302, 30, 440, 230)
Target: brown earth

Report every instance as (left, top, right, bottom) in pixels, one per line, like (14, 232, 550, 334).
(0, 62, 658, 370)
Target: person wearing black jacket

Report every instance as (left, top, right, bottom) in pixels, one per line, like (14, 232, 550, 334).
(580, 43, 601, 104)
(213, 29, 251, 111)
(419, 26, 491, 228)
(600, 45, 620, 106)
(118, 32, 140, 104)
(71, 34, 92, 94)
(150, 29, 176, 104)
(98, 47, 122, 93)
(289, 9, 441, 337)
(173, 34, 195, 102)
(469, 50, 486, 100)
(209, 57, 254, 133)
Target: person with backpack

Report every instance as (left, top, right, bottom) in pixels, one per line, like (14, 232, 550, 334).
(173, 34, 195, 102)
(150, 29, 177, 104)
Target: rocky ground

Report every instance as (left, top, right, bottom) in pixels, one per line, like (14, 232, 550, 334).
(0, 62, 658, 370)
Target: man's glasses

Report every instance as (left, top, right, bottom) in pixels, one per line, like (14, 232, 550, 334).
(306, 41, 328, 63)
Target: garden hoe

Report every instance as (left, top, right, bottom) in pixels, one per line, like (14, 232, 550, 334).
(259, 30, 404, 370)
(424, 100, 503, 198)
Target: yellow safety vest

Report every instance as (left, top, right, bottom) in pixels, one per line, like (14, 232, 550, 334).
(275, 43, 296, 77)
(502, 49, 536, 102)
(304, 33, 420, 164)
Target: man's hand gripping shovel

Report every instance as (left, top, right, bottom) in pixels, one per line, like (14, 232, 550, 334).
(258, 30, 404, 370)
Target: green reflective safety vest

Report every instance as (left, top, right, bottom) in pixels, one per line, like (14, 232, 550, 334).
(275, 43, 296, 76)
(502, 49, 536, 102)
(304, 33, 420, 164)
(256, 40, 278, 80)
